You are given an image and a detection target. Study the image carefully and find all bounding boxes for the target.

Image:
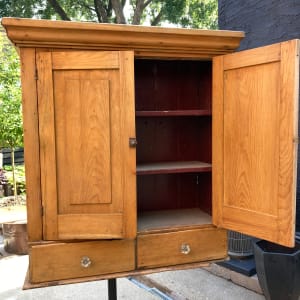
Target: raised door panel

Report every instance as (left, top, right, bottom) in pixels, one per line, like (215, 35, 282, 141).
(37, 51, 136, 240)
(54, 72, 112, 208)
(213, 40, 299, 247)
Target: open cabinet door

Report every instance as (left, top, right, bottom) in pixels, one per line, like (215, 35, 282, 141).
(213, 40, 299, 247)
(37, 51, 136, 240)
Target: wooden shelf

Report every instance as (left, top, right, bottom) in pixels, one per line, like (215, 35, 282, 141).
(135, 110, 211, 117)
(136, 161, 211, 175)
(138, 208, 212, 233)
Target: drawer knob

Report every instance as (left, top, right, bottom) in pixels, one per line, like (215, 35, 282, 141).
(81, 256, 92, 268)
(181, 243, 191, 255)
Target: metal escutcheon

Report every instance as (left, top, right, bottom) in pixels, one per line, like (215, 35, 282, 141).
(181, 243, 191, 255)
(81, 256, 92, 268)
(129, 137, 138, 148)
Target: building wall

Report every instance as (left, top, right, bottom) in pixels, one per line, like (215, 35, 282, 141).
(218, 0, 300, 51)
(218, 0, 300, 231)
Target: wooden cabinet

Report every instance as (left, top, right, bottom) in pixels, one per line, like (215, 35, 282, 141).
(2, 18, 299, 287)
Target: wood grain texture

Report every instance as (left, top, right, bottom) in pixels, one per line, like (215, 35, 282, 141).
(36, 52, 58, 240)
(24, 261, 211, 289)
(223, 43, 280, 70)
(2, 18, 244, 59)
(138, 208, 212, 233)
(57, 214, 123, 239)
(137, 227, 227, 268)
(213, 40, 299, 247)
(136, 117, 212, 164)
(29, 240, 135, 283)
(118, 51, 136, 239)
(137, 173, 211, 213)
(54, 72, 112, 207)
(52, 51, 119, 70)
(212, 55, 224, 227)
(54, 68, 120, 215)
(135, 110, 211, 117)
(277, 40, 299, 245)
(136, 161, 212, 175)
(135, 60, 212, 112)
(36, 50, 136, 240)
(19, 48, 43, 241)
(224, 61, 280, 215)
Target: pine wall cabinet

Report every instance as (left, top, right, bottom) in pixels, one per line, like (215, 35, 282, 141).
(2, 18, 299, 287)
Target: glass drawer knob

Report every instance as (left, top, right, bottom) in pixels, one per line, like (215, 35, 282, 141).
(81, 256, 92, 268)
(181, 243, 191, 255)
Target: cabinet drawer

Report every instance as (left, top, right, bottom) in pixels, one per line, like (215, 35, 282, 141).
(137, 227, 227, 268)
(30, 240, 135, 283)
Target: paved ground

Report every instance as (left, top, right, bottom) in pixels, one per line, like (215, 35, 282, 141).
(0, 240, 265, 300)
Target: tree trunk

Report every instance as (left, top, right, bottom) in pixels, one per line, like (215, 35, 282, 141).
(151, 10, 163, 26)
(11, 147, 18, 203)
(132, 0, 153, 25)
(111, 0, 126, 23)
(94, 0, 109, 23)
(132, 0, 144, 25)
(47, 0, 71, 21)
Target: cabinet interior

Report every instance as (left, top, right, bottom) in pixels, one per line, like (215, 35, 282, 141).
(135, 59, 213, 233)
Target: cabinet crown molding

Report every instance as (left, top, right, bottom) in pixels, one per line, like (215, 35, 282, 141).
(1, 17, 244, 58)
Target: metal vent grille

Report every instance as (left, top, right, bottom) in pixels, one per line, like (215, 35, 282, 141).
(228, 231, 253, 258)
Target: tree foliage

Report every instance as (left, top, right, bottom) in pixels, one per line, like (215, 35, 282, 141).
(0, 0, 218, 29)
(0, 31, 23, 200)
(179, 0, 218, 29)
(0, 32, 23, 150)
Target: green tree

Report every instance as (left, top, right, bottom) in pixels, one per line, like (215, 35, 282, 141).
(179, 0, 218, 29)
(0, 30, 23, 200)
(0, 0, 218, 29)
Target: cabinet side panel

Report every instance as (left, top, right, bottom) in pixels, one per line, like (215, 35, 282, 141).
(20, 48, 42, 241)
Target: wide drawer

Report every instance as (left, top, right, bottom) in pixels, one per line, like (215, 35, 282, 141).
(29, 240, 135, 283)
(137, 227, 227, 268)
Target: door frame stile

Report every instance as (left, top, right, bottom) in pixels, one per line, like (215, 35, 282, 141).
(36, 51, 58, 240)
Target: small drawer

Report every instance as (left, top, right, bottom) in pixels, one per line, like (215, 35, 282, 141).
(29, 240, 135, 283)
(137, 227, 227, 268)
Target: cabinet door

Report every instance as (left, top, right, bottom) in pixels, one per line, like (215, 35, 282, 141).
(213, 40, 299, 247)
(37, 51, 136, 240)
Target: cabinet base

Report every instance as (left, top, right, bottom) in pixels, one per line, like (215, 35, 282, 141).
(23, 260, 217, 290)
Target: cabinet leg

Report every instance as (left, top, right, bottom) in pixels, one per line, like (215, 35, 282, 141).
(108, 278, 117, 300)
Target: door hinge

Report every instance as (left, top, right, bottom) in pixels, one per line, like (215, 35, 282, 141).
(34, 68, 38, 80)
(41, 205, 44, 216)
(293, 137, 299, 144)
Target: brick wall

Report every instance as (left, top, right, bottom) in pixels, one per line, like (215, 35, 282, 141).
(218, 0, 300, 51)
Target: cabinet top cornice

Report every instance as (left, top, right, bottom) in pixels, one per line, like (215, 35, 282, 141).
(1, 17, 244, 58)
